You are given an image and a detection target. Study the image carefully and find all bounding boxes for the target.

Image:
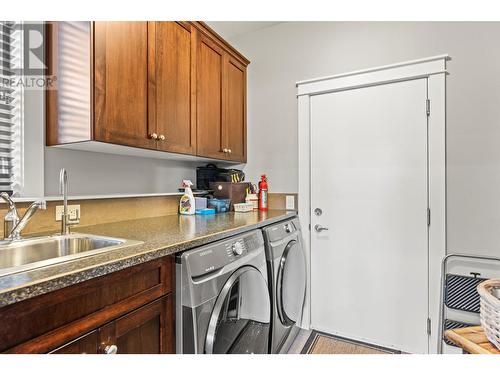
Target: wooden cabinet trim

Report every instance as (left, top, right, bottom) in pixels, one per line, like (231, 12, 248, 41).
(45, 22, 59, 146)
(190, 22, 250, 67)
(50, 330, 99, 354)
(147, 21, 157, 144)
(189, 24, 198, 155)
(114, 298, 162, 338)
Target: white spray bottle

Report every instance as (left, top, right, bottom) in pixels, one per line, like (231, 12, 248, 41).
(179, 180, 195, 215)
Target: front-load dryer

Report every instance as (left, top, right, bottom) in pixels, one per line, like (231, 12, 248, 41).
(262, 217, 307, 354)
(176, 229, 271, 354)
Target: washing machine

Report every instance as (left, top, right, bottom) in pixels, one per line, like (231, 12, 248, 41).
(176, 229, 271, 354)
(262, 217, 307, 353)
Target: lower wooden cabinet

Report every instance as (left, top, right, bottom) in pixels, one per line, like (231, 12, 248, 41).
(51, 295, 174, 354)
(99, 295, 174, 354)
(0, 257, 175, 354)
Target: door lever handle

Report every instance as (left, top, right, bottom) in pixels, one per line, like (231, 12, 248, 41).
(314, 224, 329, 233)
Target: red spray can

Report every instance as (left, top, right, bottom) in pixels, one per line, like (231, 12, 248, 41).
(258, 175, 268, 211)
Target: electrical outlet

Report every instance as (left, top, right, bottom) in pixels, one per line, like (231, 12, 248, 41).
(285, 195, 295, 210)
(55, 205, 81, 221)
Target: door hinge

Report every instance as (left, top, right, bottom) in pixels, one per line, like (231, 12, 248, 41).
(427, 208, 431, 226)
(427, 318, 432, 335)
(426, 99, 430, 116)
(308, 223, 311, 231)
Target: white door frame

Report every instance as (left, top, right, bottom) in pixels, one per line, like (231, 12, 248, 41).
(297, 55, 449, 353)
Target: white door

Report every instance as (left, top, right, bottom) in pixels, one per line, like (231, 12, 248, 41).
(310, 78, 429, 353)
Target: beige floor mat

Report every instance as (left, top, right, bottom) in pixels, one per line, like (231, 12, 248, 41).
(304, 332, 396, 354)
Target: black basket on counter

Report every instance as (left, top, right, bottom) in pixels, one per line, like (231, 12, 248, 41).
(196, 164, 245, 190)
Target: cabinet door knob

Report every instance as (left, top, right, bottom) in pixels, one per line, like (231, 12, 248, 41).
(149, 133, 158, 140)
(101, 344, 118, 354)
(228, 149, 232, 154)
(222, 148, 228, 153)
(158, 134, 165, 141)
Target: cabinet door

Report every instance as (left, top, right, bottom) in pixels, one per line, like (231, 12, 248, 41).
(94, 22, 155, 149)
(51, 331, 98, 354)
(224, 55, 247, 162)
(196, 34, 226, 160)
(149, 22, 196, 154)
(98, 295, 174, 354)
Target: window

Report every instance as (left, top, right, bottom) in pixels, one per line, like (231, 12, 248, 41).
(0, 21, 23, 196)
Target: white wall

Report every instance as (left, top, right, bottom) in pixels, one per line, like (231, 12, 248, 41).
(230, 22, 500, 257)
(24, 86, 202, 197)
(43, 148, 198, 196)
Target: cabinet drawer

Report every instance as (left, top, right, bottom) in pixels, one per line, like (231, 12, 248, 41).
(1, 256, 173, 353)
(51, 295, 174, 354)
(50, 331, 99, 354)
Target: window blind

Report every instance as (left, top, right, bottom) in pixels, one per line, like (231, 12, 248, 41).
(0, 21, 23, 196)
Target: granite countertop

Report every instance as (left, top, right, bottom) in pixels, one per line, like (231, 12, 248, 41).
(0, 210, 296, 307)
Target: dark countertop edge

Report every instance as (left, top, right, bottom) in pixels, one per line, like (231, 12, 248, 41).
(0, 211, 297, 308)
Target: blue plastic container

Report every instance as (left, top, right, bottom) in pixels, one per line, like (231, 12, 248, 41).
(207, 198, 231, 213)
(195, 208, 215, 215)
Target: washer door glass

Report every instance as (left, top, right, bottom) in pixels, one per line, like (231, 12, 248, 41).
(205, 266, 270, 354)
(277, 240, 306, 327)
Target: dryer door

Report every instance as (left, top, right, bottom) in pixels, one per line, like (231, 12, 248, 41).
(276, 240, 307, 327)
(205, 266, 271, 354)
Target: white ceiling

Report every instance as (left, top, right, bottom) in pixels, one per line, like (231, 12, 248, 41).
(206, 21, 282, 40)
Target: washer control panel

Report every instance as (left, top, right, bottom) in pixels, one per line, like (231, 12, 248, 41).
(182, 230, 263, 278)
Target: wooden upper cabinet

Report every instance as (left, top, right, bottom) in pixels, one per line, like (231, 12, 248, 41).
(196, 28, 249, 162)
(196, 34, 226, 160)
(148, 22, 197, 154)
(93, 22, 154, 149)
(224, 56, 247, 162)
(46, 21, 249, 162)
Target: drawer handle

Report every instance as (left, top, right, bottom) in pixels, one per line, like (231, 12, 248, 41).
(101, 344, 118, 354)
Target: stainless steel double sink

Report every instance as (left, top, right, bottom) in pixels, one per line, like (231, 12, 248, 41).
(0, 233, 142, 277)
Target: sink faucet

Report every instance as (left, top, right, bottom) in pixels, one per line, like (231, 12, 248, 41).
(0, 192, 46, 240)
(8, 200, 46, 240)
(59, 168, 79, 235)
(0, 192, 19, 239)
